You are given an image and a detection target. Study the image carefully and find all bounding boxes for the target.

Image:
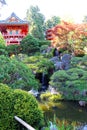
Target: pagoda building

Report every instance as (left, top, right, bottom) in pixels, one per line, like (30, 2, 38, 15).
(0, 12, 29, 45)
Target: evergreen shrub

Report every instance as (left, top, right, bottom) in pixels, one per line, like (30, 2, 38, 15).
(20, 35, 40, 55)
(6, 44, 21, 56)
(0, 55, 39, 90)
(0, 83, 44, 130)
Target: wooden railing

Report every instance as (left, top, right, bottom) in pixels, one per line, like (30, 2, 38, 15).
(14, 116, 35, 130)
(2, 33, 25, 39)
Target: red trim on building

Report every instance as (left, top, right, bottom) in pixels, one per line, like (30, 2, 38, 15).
(0, 12, 29, 45)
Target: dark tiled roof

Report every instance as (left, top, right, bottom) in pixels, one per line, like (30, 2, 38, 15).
(0, 12, 29, 25)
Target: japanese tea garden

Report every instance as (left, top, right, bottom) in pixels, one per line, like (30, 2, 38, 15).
(1, 0, 87, 130)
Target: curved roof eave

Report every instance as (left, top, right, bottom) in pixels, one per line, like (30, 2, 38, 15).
(0, 12, 29, 25)
(0, 21, 29, 25)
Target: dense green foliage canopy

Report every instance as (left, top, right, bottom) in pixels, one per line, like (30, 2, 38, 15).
(20, 34, 40, 55)
(22, 55, 54, 74)
(0, 55, 39, 90)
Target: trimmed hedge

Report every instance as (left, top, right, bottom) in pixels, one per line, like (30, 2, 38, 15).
(0, 83, 44, 130)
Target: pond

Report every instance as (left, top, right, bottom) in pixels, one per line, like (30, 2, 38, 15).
(38, 100, 87, 127)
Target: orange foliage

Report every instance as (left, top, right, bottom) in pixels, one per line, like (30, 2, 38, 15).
(46, 21, 87, 54)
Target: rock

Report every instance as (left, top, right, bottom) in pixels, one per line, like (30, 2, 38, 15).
(61, 54, 71, 63)
(79, 101, 86, 107)
(50, 87, 58, 94)
(77, 125, 87, 130)
(46, 46, 52, 53)
(83, 125, 87, 130)
(81, 90, 87, 96)
(48, 86, 58, 94)
(50, 56, 59, 64)
(28, 89, 39, 97)
(54, 61, 64, 70)
(61, 54, 71, 70)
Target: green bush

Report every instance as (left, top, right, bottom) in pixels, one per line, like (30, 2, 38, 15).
(49, 70, 69, 89)
(0, 83, 44, 130)
(40, 45, 49, 53)
(38, 40, 51, 47)
(0, 48, 8, 55)
(0, 33, 6, 46)
(22, 55, 54, 74)
(71, 55, 87, 70)
(40, 92, 63, 102)
(49, 93, 63, 102)
(6, 44, 21, 56)
(49, 68, 87, 101)
(20, 34, 40, 55)
(0, 38, 7, 55)
(40, 46, 54, 58)
(40, 92, 51, 101)
(0, 55, 39, 90)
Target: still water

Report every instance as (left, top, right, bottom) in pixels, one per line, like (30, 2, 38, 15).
(39, 100, 87, 127)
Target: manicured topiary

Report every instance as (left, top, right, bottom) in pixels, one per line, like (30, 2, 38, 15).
(0, 83, 44, 130)
(0, 84, 15, 130)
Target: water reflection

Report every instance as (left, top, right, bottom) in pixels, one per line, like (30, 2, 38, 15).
(39, 101, 87, 127)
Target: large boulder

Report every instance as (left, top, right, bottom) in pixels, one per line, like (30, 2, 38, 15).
(61, 54, 71, 70)
(54, 61, 64, 70)
(62, 54, 71, 63)
(50, 56, 59, 64)
(81, 90, 87, 97)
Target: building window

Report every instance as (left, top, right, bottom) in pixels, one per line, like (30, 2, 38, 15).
(16, 30, 18, 34)
(10, 30, 12, 35)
